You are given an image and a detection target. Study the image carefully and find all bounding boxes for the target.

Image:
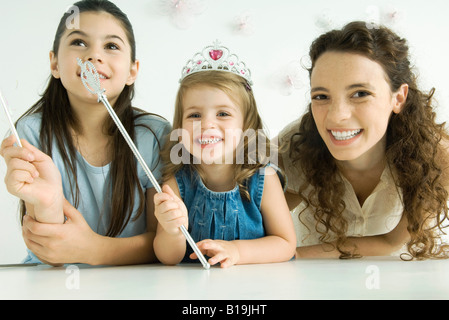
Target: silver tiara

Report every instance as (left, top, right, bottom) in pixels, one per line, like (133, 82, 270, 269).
(179, 40, 253, 86)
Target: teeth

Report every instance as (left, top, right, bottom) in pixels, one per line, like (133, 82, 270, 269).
(198, 137, 222, 145)
(99, 74, 107, 79)
(331, 129, 362, 141)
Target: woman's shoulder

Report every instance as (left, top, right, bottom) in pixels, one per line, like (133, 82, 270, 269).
(277, 117, 302, 144)
(275, 117, 307, 193)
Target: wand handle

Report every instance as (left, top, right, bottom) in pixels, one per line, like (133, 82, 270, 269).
(98, 93, 210, 270)
(0, 91, 22, 147)
(78, 58, 210, 270)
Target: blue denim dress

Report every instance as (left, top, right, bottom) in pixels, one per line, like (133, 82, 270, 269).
(175, 166, 268, 262)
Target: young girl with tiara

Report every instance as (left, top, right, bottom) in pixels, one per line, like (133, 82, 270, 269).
(1, 0, 170, 265)
(153, 41, 296, 268)
(278, 21, 449, 260)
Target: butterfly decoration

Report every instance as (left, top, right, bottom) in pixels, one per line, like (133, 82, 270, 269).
(159, 0, 206, 29)
(272, 60, 305, 96)
(232, 11, 255, 36)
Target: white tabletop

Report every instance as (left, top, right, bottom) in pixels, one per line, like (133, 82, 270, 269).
(1, 257, 448, 300)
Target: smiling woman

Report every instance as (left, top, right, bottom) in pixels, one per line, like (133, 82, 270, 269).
(310, 51, 408, 162)
(279, 21, 449, 260)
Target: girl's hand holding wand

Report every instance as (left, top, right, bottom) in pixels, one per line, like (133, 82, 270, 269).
(1, 136, 64, 224)
(154, 185, 188, 236)
(153, 184, 191, 265)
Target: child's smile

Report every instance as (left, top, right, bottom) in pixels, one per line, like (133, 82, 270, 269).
(196, 134, 223, 149)
(181, 85, 244, 165)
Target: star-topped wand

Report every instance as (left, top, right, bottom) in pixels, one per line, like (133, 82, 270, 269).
(77, 58, 210, 270)
(0, 90, 22, 147)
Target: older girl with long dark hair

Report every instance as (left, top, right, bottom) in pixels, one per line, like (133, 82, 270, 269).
(1, 0, 170, 265)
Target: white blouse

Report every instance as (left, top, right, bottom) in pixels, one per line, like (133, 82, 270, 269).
(278, 119, 403, 247)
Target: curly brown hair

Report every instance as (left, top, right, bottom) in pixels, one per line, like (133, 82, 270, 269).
(287, 21, 449, 259)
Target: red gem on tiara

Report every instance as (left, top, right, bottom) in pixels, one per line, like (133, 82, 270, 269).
(209, 49, 223, 61)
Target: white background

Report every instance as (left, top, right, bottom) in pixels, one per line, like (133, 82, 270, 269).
(1, 0, 448, 263)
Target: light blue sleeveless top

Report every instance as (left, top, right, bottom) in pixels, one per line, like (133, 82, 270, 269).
(175, 166, 271, 262)
(16, 111, 171, 264)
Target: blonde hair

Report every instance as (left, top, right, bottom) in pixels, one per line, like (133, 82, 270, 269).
(162, 71, 271, 200)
